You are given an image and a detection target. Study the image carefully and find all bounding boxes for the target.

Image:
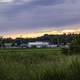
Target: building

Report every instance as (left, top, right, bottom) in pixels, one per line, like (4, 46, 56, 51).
(0, 41, 58, 48)
(27, 41, 49, 48)
(47, 44, 58, 48)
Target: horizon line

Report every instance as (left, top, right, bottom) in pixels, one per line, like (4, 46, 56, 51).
(0, 29, 80, 39)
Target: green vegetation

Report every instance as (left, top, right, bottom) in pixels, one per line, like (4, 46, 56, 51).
(62, 35, 80, 55)
(0, 48, 79, 80)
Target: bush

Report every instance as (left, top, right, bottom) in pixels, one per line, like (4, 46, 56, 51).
(62, 35, 80, 55)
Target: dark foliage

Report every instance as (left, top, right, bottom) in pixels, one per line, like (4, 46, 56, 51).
(62, 34, 80, 55)
(0, 33, 79, 45)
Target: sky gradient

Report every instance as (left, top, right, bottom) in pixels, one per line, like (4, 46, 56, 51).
(0, 0, 80, 38)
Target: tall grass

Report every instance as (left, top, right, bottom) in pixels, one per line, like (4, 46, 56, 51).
(0, 48, 80, 80)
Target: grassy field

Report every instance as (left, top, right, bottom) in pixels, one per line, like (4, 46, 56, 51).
(0, 48, 80, 80)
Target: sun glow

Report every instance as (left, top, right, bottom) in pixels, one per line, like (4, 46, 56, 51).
(1, 28, 80, 39)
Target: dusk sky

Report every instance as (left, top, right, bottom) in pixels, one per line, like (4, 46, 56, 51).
(0, 0, 80, 38)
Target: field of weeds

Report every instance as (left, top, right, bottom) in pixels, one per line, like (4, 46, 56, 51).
(0, 48, 80, 80)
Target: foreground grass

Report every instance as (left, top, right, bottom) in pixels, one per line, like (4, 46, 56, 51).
(0, 48, 80, 80)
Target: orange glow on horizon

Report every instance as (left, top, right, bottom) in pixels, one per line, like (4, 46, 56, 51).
(1, 29, 80, 39)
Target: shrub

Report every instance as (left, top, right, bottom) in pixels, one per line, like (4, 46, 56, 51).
(62, 35, 80, 55)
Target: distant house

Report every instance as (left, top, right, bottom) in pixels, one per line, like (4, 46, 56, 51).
(5, 43, 12, 48)
(4, 43, 21, 48)
(27, 41, 49, 48)
(20, 43, 28, 48)
(0, 41, 59, 48)
(47, 44, 58, 48)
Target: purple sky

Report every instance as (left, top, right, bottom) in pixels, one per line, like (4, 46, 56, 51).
(0, 0, 80, 35)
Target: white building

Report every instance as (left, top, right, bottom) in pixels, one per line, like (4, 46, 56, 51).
(27, 41, 49, 48)
(47, 44, 58, 48)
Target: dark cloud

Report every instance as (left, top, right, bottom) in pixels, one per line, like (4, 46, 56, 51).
(30, 0, 64, 6)
(0, 0, 80, 34)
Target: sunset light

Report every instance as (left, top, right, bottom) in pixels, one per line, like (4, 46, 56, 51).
(1, 28, 80, 39)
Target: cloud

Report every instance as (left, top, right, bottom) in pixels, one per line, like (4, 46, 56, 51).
(0, 0, 13, 3)
(0, 0, 80, 34)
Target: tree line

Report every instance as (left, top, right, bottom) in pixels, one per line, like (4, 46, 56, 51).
(0, 33, 79, 46)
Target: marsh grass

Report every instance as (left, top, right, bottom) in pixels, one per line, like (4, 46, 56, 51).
(0, 48, 80, 80)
